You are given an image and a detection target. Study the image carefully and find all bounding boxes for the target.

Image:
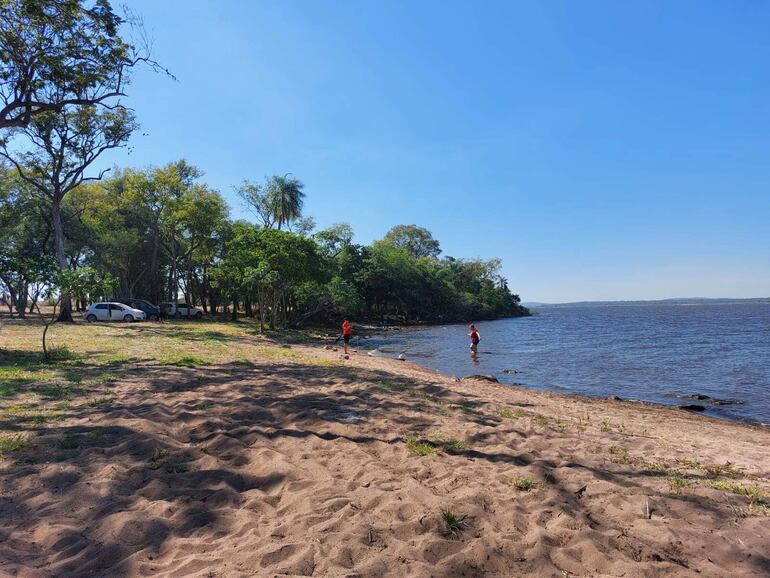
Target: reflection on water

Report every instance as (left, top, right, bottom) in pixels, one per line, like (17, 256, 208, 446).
(366, 303, 770, 424)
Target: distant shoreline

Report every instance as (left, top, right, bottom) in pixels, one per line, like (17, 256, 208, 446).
(524, 297, 770, 308)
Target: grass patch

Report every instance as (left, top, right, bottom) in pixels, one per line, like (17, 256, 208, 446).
(533, 414, 549, 427)
(552, 418, 568, 433)
(702, 480, 768, 505)
(0, 434, 28, 454)
(499, 407, 524, 419)
(403, 436, 436, 456)
(669, 475, 690, 493)
(608, 445, 631, 464)
(701, 462, 741, 478)
(576, 414, 590, 431)
(37, 384, 84, 399)
(3, 404, 65, 425)
(379, 381, 407, 392)
(443, 439, 468, 452)
(85, 396, 111, 407)
(641, 460, 671, 476)
(46, 346, 76, 361)
(674, 457, 701, 470)
(167, 355, 211, 368)
(732, 503, 770, 518)
(441, 509, 471, 537)
(508, 476, 536, 491)
(452, 404, 477, 414)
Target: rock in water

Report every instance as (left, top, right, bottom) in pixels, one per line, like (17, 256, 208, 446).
(607, 395, 623, 401)
(679, 404, 706, 412)
(462, 374, 499, 383)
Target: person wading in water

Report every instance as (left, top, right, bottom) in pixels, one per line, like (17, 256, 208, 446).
(468, 324, 481, 354)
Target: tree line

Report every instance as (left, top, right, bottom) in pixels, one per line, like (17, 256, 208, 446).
(1, 161, 530, 326)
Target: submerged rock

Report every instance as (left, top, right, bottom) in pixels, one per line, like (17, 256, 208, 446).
(679, 404, 706, 412)
(462, 374, 499, 383)
(683, 394, 744, 406)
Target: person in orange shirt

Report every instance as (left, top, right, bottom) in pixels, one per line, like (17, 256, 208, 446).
(342, 319, 353, 354)
(468, 324, 480, 353)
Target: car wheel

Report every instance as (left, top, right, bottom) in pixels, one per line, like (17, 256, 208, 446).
(86, 314, 97, 323)
(174, 311, 181, 319)
(123, 314, 134, 322)
(150, 314, 159, 321)
(195, 311, 203, 319)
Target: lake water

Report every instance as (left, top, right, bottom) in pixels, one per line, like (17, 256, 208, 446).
(365, 303, 770, 424)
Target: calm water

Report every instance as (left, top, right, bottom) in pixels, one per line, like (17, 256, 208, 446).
(365, 303, 770, 424)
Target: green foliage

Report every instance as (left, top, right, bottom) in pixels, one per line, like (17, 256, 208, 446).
(2, 151, 527, 327)
(0, 0, 138, 130)
(403, 436, 437, 456)
(508, 476, 536, 491)
(0, 433, 27, 454)
(383, 224, 441, 259)
(57, 267, 116, 304)
(236, 174, 305, 231)
(441, 509, 471, 537)
(499, 407, 525, 419)
(443, 438, 468, 451)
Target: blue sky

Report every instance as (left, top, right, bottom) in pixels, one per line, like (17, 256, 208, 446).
(96, 0, 769, 302)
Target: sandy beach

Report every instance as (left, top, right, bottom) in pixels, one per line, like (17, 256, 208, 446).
(1, 322, 769, 577)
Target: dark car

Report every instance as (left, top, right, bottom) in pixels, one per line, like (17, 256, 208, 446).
(115, 298, 161, 321)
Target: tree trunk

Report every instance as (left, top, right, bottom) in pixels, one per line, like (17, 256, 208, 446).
(52, 196, 73, 322)
(150, 217, 161, 303)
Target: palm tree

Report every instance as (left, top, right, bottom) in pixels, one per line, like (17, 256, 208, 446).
(265, 174, 305, 230)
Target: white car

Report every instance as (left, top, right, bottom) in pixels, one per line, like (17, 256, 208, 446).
(161, 302, 204, 319)
(84, 302, 146, 322)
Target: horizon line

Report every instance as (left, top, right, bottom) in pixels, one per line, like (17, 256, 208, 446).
(523, 296, 770, 306)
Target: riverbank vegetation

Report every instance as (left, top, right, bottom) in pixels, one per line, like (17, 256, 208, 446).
(1, 162, 529, 327)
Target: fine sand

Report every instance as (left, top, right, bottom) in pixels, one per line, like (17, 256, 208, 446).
(1, 342, 769, 577)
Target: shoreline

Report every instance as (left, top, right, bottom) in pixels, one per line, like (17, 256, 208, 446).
(1, 321, 769, 576)
(357, 339, 770, 428)
(340, 343, 770, 436)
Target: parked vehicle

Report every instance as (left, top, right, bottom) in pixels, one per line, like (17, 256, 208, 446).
(84, 302, 146, 322)
(115, 298, 161, 321)
(160, 302, 204, 319)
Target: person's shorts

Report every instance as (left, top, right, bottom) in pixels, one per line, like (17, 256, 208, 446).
(343, 334, 352, 343)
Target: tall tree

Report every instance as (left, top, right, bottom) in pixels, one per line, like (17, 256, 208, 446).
(0, 0, 160, 130)
(265, 174, 305, 230)
(236, 180, 274, 229)
(0, 104, 136, 320)
(383, 224, 442, 259)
